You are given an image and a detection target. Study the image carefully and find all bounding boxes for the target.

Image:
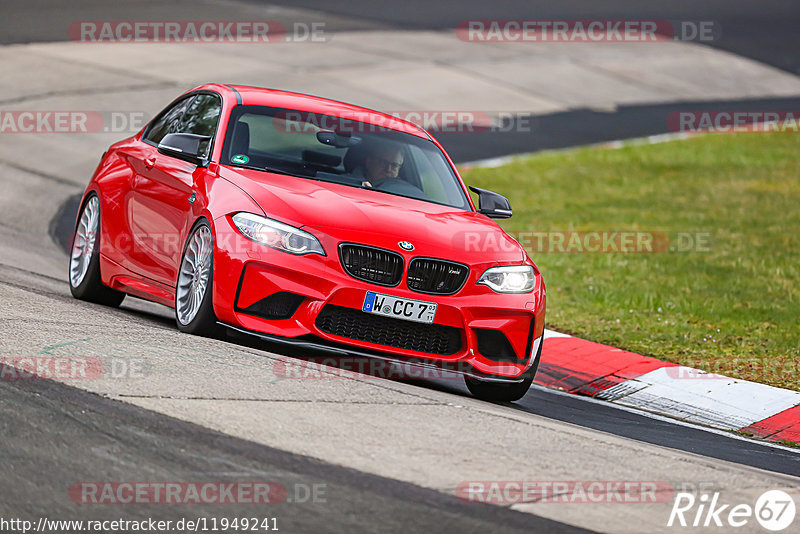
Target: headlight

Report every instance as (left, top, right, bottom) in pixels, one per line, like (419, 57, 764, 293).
(477, 265, 535, 293)
(231, 212, 325, 256)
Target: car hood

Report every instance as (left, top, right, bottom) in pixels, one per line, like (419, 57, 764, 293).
(219, 167, 526, 262)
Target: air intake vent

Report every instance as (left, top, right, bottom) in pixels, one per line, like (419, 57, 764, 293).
(315, 305, 462, 355)
(339, 244, 404, 286)
(407, 258, 469, 295)
(475, 329, 520, 362)
(238, 291, 305, 320)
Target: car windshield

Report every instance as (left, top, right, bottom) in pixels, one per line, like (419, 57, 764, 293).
(220, 106, 471, 210)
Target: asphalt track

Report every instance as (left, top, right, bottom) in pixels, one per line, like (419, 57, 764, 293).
(244, 0, 800, 75)
(6, 0, 799, 76)
(0, 364, 591, 534)
(2, 1, 800, 532)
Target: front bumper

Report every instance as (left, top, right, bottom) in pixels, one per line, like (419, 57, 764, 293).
(212, 216, 546, 379)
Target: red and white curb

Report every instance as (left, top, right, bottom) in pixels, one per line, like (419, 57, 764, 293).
(538, 330, 800, 445)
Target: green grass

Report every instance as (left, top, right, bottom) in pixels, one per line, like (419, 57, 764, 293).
(462, 133, 800, 391)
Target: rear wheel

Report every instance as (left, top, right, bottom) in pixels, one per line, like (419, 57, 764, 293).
(175, 221, 221, 336)
(68, 194, 125, 307)
(464, 332, 543, 402)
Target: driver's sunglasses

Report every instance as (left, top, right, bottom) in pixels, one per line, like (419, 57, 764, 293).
(377, 157, 403, 171)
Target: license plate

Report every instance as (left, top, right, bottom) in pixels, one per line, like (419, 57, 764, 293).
(362, 291, 437, 324)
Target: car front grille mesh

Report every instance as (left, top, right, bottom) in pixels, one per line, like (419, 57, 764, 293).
(339, 244, 404, 286)
(339, 244, 469, 295)
(315, 305, 462, 355)
(407, 258, 469, 295)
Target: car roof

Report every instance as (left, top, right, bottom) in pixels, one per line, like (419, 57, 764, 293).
(199, 84, 431, 139)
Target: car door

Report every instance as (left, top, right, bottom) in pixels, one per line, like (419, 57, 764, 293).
(110, 95, 191, 276)
(122, 95, 192, 281)
(129, 92, 222, 288)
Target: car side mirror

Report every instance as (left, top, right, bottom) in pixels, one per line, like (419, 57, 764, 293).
(158, 133, 211, 165)
(469, 186, 513, 219)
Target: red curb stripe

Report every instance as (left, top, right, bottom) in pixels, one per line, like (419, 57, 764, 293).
(534, 362, 622, 392)
(739, 405, 800, 443)
(535, 337, 676, 395)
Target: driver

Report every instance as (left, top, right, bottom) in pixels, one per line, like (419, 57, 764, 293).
(357, 143, 404, 188)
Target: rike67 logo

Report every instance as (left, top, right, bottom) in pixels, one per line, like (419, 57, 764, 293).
(668, 489, 796, 531)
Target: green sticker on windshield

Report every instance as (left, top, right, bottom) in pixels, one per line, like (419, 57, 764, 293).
(231, 154, 249, 164)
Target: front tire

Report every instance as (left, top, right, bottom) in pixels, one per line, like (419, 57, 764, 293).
(175, 220, 221, 336)
(68, 194, 125, 307)
(464, 333, 543, 402)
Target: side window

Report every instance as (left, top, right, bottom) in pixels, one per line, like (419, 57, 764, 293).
(178, 94, 222, 157)
(143, 96, 193, 145)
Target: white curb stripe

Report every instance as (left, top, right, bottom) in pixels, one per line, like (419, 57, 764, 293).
(532, 384, 800, 454)
(543, 328, 571, 339)
(598, 366, 800, 430)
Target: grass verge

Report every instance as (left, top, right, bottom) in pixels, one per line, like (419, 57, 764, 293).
(462, 133, 799, 391)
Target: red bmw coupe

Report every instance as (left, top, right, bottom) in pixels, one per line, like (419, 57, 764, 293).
(68, 84, 545, 401)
